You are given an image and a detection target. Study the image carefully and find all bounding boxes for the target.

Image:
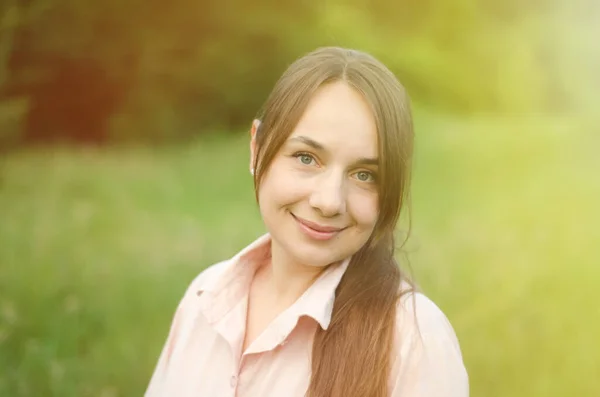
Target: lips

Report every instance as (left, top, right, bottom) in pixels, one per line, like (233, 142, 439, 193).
(291, 214, 345, 233)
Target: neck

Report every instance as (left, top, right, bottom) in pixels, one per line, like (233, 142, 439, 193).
(260, 239, 329, 306)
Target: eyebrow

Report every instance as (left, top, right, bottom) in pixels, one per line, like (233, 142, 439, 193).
(356, 157, 379, 166)
(288, 135, 379, 167)
(289, 136, 325, 151)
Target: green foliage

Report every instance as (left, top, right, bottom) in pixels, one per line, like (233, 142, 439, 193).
(0, 97, 29, 148)
(317, 0, 562, 113)
(3, 0, 325, 143)
(2, 0, 597, 143)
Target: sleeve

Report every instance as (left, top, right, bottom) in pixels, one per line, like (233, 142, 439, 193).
(389, 294, 469, 397)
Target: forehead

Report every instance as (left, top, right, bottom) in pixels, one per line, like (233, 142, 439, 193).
(289, 81, 378, 159)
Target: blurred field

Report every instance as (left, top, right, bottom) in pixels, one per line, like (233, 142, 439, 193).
(1, 111, 598, 396)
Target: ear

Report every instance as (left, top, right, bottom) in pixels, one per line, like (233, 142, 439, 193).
(249, 119, 261, 175)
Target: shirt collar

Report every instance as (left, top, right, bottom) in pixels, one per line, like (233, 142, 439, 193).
(196, 233, 272, 295)
(285, 256, 350, 330)
(196, 233, 351, 330)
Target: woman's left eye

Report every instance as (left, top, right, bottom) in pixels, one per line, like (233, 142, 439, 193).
(354, 171, 375, 182)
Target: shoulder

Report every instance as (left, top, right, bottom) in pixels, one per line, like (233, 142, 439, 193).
(396, 290, 460, 343)
(181, 259, 233, 300)
(167, 259, 233, 334)
(390, 288, 469, 396)
(181, 234, 271, 300)
(189, 259, 232, 291)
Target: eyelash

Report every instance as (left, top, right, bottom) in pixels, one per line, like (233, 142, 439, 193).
(291, 152, 377, 183)
(292, 152, 317, 166)
(355, 170, 377, 183)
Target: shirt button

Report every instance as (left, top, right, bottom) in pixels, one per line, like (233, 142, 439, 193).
(230, 375, 237, 388)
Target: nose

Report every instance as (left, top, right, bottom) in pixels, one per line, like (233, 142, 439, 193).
(309, 169, 347, 217)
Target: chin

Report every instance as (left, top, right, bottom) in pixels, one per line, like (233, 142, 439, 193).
(288, 239, 350, 267)
(294, 252, 341, 268)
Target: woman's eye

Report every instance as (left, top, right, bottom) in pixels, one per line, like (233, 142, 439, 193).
(355, 171, 375, 182)
(294, 153, 316, 166)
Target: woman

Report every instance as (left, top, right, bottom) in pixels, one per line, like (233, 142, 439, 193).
(145, 47, 468, 397)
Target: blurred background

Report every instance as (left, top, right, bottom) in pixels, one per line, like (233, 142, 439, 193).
(0, 0, 599, 396)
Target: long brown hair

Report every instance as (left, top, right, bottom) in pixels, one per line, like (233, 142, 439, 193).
(252, 47, 414, 397)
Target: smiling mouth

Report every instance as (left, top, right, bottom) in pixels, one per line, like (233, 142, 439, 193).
(291, 213, 347, 240)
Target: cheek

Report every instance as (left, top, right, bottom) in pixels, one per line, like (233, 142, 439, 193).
(258, 158, 307, 208)
(349, 192, 379, 229)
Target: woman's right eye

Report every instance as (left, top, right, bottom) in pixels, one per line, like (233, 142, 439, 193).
(293, 152, 316, 166)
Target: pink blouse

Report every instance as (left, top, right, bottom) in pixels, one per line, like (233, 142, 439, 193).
(145, 234, 469, 396)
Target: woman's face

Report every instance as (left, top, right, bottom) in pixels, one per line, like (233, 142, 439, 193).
(253, 81, 380, 268)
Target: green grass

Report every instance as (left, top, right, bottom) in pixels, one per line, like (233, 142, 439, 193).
(0, 113, 598, 396)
